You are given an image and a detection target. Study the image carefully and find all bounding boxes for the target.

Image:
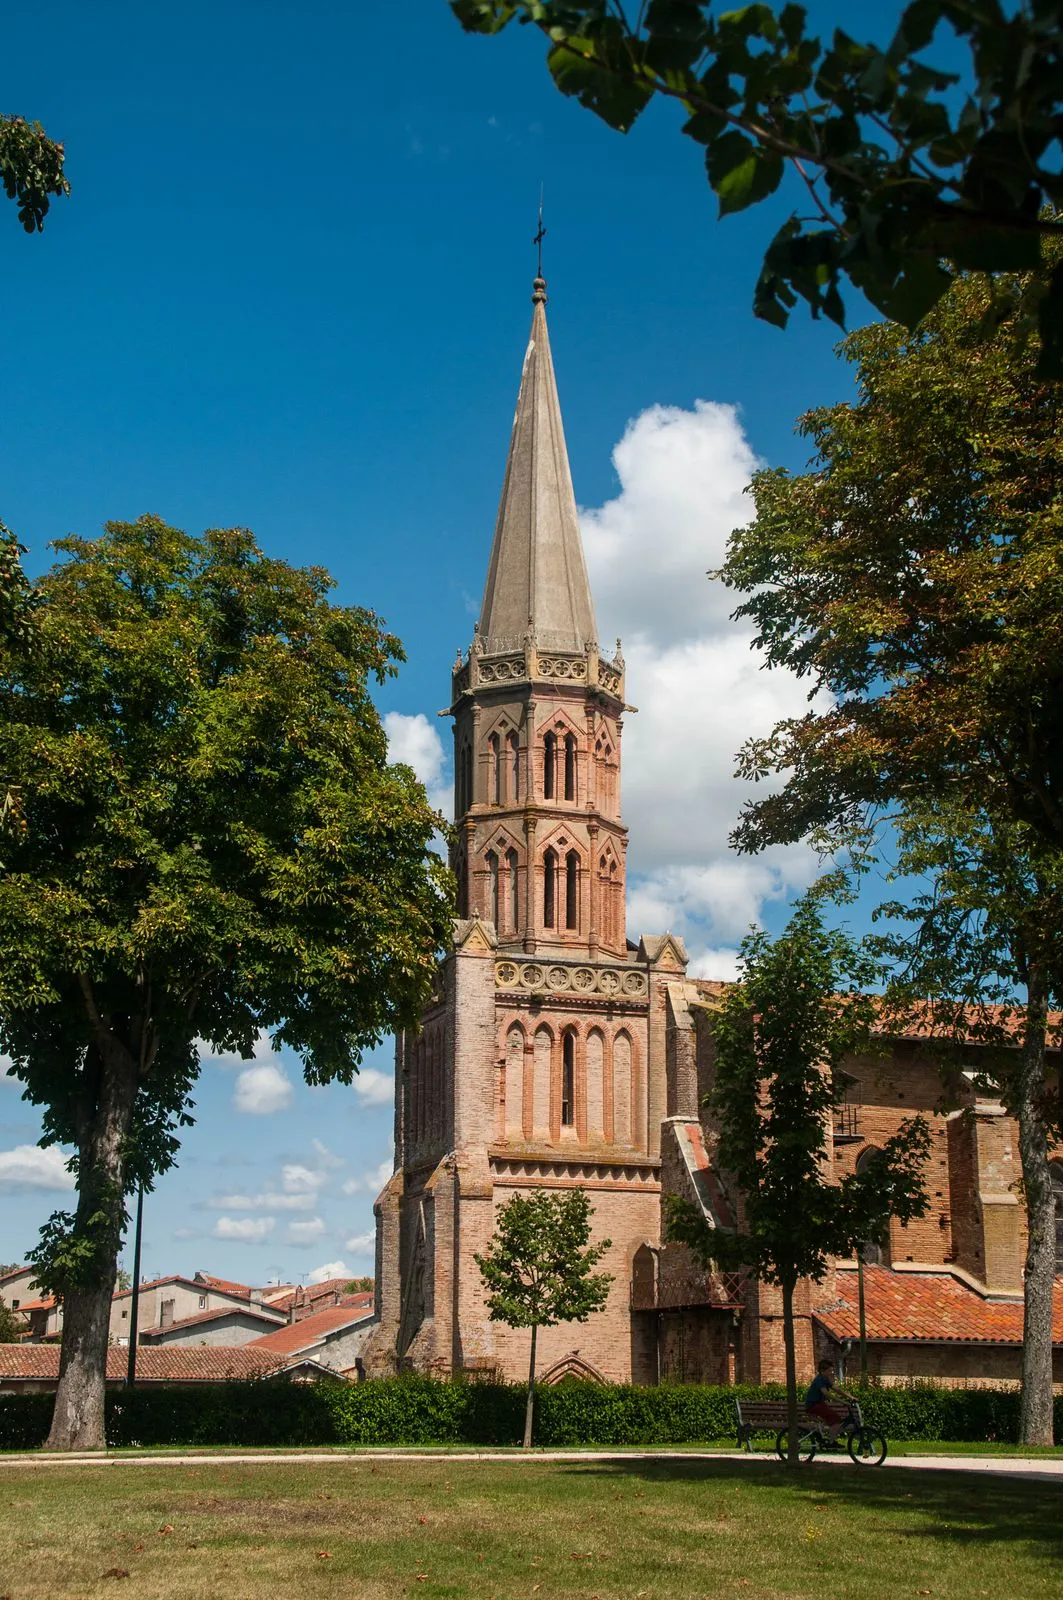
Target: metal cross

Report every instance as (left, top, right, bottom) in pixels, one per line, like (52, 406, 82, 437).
(533, 187, 546, 277)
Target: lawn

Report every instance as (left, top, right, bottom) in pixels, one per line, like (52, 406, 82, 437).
(0, 1456, 1058, 1600)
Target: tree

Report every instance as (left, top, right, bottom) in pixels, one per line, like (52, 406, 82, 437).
(113, 1268, 131, 1293)
(475, 1188, 613, 1447)
(666, 899, 931, 1465)
(0, 115, 68, 233)
(869, 798, 1062, 1444)
(345, 1277, 373, 1293)
(451, 2, 1063, 370)
(0, 516, 452, 1451)
(0, 1300, 23, 1342)
(718, 266, 1063, 1440)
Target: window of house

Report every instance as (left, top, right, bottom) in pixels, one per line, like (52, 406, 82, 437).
(121, 1309, 128, 1318)
(198, 1295, 207, 1309)
(561, 1033, 575, 1126)
(855, 1146, 886, 1264)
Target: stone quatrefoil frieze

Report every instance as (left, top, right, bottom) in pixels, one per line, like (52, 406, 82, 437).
(494, 960, 647, 999)
(476, 656, 527, 683)
(537, 655, 588, 680)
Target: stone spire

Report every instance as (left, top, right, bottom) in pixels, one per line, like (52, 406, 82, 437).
(478, 278, 598, 655)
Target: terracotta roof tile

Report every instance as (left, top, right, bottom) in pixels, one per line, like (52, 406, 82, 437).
(247, 1303, 374, 1356)
(266, 1278, 361, 1314)
(814, 1266, 1063, 1346)
(0, 1345, 286, 1382)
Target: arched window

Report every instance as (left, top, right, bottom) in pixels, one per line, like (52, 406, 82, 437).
(565, 850, 579, 930)
(856, 1147, 886, 1264)
(564, 734, 577, 801)
(456, 740, 470, 816)
(486, 851, 499, 929)
(506, 848, 520, 930)
(490, 732, 502, 804)
(507, 731, 520, 801)
(561, 1032, 576, 1126)
(543, 847, 557, 928)
(586, 1029, 604, 1140)
(543, 731, 556, 799)
(504, 1025, 524, 1137)
(1052, 1162, 1063, 1271)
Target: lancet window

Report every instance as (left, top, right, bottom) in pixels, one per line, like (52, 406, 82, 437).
(565, 850, 580, 930)
(507, 731, 520, 800)
(488, 732, 501, 805)
(506, 847, 520, 930)
(543, 731, 556, 799)
(564, 734, 577, 801)
(486, 850, 500, 929)
(561, 1031, 576, 1127)
(543, 847, 557, 928)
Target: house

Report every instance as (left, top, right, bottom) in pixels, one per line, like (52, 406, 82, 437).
(248, 1298, 376, 1376)
(0, 1344, 335, 1395)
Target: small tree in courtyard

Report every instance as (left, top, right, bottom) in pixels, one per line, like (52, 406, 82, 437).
(667, 899, 931, 1466)
(475, 1188, 612, 1448)
(0, 1300, 23, 1342)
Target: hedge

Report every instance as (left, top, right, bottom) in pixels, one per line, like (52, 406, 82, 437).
(1, 1377, 1057, 1451)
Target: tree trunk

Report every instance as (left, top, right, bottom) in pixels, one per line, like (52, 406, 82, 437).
(522, 1322, 538, 1450)
(45, 1040, 138, 1452)
(1016, 966, 1055, 1447)
(781, 1276, 799, 1468)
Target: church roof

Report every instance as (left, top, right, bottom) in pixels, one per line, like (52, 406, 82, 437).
(478, 278, 597, 655)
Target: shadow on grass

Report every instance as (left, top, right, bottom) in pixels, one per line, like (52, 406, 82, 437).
(558, 1455, 1063, 1564)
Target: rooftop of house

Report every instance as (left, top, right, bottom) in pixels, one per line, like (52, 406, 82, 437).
(0, 1344, 290, 1383)
(139, 1303, 286, 1341)
(266, 1279, 368, 1315)
(247, 1301, 375, 1357)
(815, 1264, 1063, 1347)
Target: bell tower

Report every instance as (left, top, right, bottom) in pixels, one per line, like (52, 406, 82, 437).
(449, 274, 629, 960)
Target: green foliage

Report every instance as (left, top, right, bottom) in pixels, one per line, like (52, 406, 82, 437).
(0, 1301, 22, 1342)
(0, 1377, 1051, 1451)
(0, 115, 68, 233)
(450, 2, 1063, 371)
(476, 1188, 613, 1331)
(345, 1277, 373, 1293)
(666, 898, 931, 1286)
(720, 267, 1063, 866)
(0, 515, 453, 1299)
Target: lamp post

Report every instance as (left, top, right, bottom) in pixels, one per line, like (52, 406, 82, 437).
(126, 1185, 144, 1388)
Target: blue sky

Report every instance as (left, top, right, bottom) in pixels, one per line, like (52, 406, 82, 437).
(0, 1, 956, 1285)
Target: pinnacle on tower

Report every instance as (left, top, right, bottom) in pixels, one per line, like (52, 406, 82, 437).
(477, 279, 598, 655)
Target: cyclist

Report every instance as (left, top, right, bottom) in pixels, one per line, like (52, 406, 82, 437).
(804, 1358, 854, 1446)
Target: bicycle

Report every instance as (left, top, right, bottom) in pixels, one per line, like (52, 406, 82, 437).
(775, 1400, 887, 1466)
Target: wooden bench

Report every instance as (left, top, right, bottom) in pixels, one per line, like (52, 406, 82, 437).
(733, 1399, 812, 1451)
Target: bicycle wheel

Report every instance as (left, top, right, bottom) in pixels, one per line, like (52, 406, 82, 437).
(776, 1428, 818, 1464)
(848, 1428, 887, 1466)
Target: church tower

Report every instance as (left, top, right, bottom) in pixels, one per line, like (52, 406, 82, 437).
(363, 275, 688, 1384)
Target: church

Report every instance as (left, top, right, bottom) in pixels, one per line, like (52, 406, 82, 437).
(361, 276, 1063, 1390)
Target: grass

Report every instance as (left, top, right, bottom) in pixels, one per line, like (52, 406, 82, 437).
(0, 1456, 1059, 1600)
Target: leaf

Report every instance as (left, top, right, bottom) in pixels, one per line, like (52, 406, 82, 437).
(706, 130, 783, 215)
(546, 37, 653, 133)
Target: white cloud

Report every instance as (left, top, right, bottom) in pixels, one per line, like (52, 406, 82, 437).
(346, 1230, 376, 1256)
(213, 1216, 275, 1241)
(311, 1139, 344, 1169)
(309, 1260, 349, 1284)
(282, 1162, 325, 1195)
(364, 1156, 393, 1194)
(233, 1062, 293, 1116)
(198, 1030, 279, 1070)
(206, 1190, 314, 1212)
(286, 1217, 326, 1246)
(580, 400, 823, 967)
(385, 711, 451, 819)
(341, 1177, 361, 1195)
(0, 1054, 16, 1088)
(0, 1144, 75, 1192)
(353, 1068, 394, 1109)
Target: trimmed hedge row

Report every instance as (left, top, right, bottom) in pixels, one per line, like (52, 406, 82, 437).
(1, 1377, 1057, 1451)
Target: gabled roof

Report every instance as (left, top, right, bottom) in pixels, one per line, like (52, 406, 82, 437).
(477, 279, 597, 655)
(814, 1265, 1063, 1347)
(193, 1273, 254, 1298)
(265, 1279, 366, 1315)
(139, 1303, 285, 1340)
(111, 1274, 253, 1305)
(0, 1345, 287, 1383)
(247, 1302, 374, 1357)
(0, 1265, 33, 1286)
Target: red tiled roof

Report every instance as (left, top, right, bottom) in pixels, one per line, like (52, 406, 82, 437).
(140, 1303, 285, 1339)
(193, 1274, 254, 1298)
(0, 1266, 33, 1286)
(266, 1278, 361, 1314)
(815, 1266, 1063, 1346)
(0, 1345, 286, 1383)
(13, 1297, 55, 1313)
(247, 1302, 374, 1356)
